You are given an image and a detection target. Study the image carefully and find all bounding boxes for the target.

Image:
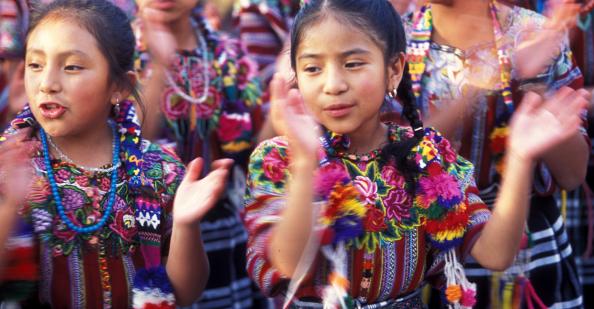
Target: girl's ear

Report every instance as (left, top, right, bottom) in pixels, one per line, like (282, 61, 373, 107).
(111, 71, 138, 105)
(387, 52, 406, 91)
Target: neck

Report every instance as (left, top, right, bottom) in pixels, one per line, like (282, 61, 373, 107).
(431, 1, 494, 50)
(49, 120, 115, 168)
(168, 14, 198, 50)
(347, 118, 388, 155)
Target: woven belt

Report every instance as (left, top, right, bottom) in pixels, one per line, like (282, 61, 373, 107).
(290, 288, 424, 309)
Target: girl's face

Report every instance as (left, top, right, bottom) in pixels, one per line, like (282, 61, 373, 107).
(295, 16, 403, 135)
(25, 19, 115, 138)
(136, 0, 199, 22)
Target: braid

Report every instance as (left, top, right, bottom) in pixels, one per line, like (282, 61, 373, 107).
(398, 63, 424, 139)
(380, 64, 424, 194)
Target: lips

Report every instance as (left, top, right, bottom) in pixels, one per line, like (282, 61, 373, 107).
(151, 0, 176, 10)
(39, 102, 66, 120)
(323, 103, 355, 118)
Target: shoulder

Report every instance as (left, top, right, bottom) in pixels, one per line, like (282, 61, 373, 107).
(504, 4, 547, 33)
(140, 140, 186, 194)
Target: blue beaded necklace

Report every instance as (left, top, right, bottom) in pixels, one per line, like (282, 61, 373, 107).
(39, 121, 120, 233)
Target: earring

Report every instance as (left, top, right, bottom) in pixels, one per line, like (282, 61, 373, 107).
(387, 88, 398, 98)
(112, 93, 121, 116)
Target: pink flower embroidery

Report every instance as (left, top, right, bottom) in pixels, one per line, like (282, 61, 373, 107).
(353, 176, 378, 205)
(314, 162, 350, 198)
(28, 176, 50, 203)
(418, 172, 461, 208)
(383, 189, 411, 221)
(437, 139, 457, 163)
(381, 165, 405, 187)
(262, 148, 287, 182)
(218, 112, 252, 142)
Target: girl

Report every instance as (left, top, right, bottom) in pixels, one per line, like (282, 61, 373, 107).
(242, 0, 590, 308)
(0, 0, 231, 307)
(134, 0, 264, 307)
(407, 0, 589, 307)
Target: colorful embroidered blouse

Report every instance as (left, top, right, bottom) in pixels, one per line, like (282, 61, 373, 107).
(0, 125, 185, 308)
(243, 125, 490, 302)
(134, 16, 262, 163)
(405, 3, 584, 198)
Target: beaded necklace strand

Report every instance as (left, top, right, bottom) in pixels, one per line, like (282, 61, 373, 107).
(46, 121, 121, 174)
(164, 23, 210, 105)
(39, 121, 121, 233)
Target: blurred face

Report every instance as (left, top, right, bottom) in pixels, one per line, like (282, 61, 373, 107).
(25, 18, 115, 138)
(295, 16, 402, 135)
(136, 0, 199, 22)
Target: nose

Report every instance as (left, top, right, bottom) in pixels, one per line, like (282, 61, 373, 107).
(322, 65, 348, 95)
(39, 66, 61, 94)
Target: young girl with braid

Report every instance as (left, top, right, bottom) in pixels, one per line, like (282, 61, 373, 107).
(242, 0, 590, 307)
(0, 0, 232, 307)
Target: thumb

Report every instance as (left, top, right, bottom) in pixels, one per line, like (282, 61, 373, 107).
(183, 157, 204, 183)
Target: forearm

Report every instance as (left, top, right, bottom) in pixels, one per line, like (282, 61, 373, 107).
(140, 65, 167, 140)
(0, 199, 20, 274)
(542, 132, 589, 190)
(270, 159, 316, 277)
(166, 223, 209, 306)
(471, 152, 535, 271)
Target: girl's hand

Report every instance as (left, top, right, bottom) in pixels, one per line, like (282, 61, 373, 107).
(508, 87, 589, 161)
(140, 7, 177, 67)
(270, 74, 320, 161)
(0, 129, 36, 206)
(172, 158, 233, 227)
(514, 1, 580, 79)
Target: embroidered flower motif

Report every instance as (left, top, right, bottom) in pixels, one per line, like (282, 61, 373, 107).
(218, 112, 252, 143)
(262, 148, 287, 183)
(381, 165, 405, 187)
(28, 176, 50, 204)
(353, 176, 378, 205)
(383, 189, 411, 221)
(315, 162, 350, 198)
(62, 187, 85, 211)
(363, 206, 387, 232)
(55, 168, 71, 183)
(437, 138, 457, 163)
(110, 209, 138, 242)
(418, 163, 461, 209)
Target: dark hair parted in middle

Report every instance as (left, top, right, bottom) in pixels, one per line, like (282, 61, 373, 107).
(290, 0, 424, 193)
(26, 0, 143, 113)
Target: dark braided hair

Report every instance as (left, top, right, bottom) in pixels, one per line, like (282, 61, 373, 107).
(26, 0, 144, 117)
(290, 0, 424, 193)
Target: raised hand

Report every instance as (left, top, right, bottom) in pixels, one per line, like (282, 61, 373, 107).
(269, 74, 320, 160)
(173, 158, 233, 226)
(0, 129, 36, 206)
(507, 87, 589, 161)
(513, 0, 580, 79)
(140, 7, 177, 67)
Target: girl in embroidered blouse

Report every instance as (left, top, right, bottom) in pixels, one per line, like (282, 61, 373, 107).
(0, 0, 232, 307)
(242, 0, 590, 307)
(134, 1, 266, 307)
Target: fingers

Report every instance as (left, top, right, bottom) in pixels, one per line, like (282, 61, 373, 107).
(270, 73, 289, 104)
(211, 158, 234, 171)
(516, 91, 543, 116)
(286, 89, 306, 115)
(183, 157, 204, 183)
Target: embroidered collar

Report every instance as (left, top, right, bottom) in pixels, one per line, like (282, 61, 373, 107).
(10, 100, 151, 194)
(320, 125, 399, 162)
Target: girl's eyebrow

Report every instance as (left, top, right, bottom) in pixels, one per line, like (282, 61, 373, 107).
(298, 48, 371, 61)
(26, 48, 89, 58)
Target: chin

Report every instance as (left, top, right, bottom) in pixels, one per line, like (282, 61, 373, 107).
(322, 120, 357, 135)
